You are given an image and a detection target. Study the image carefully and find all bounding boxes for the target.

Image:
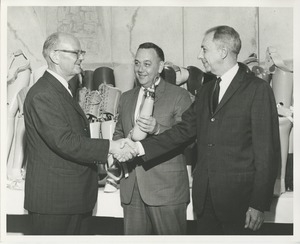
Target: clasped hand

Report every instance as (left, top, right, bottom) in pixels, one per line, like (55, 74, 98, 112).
(109, 139, 138, 162)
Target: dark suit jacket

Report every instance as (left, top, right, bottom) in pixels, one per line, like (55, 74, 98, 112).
(113, 78, 192, 205)
(141, 64, 280, 221)
(24, 71, 109, 214)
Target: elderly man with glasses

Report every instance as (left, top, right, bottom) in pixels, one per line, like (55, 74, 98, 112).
(23, 32, 136, 235)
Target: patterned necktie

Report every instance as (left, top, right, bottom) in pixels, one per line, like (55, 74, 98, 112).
(212, 77, 221, 113)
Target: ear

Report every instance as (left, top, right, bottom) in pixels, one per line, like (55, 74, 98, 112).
(158, 61, 164, 74)
(220, 47, 228, 59)
(49, 50, 59, 64)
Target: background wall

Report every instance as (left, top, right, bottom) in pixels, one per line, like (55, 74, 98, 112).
(7, 6, 293, 72)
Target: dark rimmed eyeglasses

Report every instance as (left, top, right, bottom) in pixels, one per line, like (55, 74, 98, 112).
(54, 49, 86, 59)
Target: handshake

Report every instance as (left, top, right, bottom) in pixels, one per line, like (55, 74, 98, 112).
(107, 139, 140, 181)
(109, 138, 140, 162)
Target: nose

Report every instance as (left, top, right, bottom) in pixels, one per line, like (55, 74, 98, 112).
(78, 54, 85, 61)
(197, 49, 203, 59)
(78, 56, 84, 62)
(138, 64, 144, 72)
(77, 50, 86, 61)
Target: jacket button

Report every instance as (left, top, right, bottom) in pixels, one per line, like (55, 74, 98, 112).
(211, 118, 215, 122)
(208, 143, 214, 147)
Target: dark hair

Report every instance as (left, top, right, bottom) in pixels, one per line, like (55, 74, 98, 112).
(138, 42, 165, 61)
(205, 25, 241, 56)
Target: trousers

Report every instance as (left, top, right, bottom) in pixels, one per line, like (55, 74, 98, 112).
(122, 178, 187, 235)
(29, 211, 92, 235)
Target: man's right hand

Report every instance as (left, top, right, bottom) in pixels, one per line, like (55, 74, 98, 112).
(109, 138, 139, 162)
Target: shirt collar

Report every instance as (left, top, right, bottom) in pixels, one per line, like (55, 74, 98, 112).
(219, 63, 239, 84)
(140, 77, 161, 91)
(47, 69, 72, 95)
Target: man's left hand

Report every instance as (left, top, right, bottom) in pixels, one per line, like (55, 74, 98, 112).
(136, 115, 159, 134)
(244, 207, 264, 231)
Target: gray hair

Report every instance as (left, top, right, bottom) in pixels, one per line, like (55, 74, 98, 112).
(205, 25, 241, 56)
(42, 32, 61, 59)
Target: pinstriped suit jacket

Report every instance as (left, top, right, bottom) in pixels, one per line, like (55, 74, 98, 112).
(24, 71, 109, 214)
(141, 64, 280, 221)
(113, 79, 192, 205)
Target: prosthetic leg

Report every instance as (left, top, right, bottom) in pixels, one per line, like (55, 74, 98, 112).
(101, 120, 119, 192)
(79, 72, 122, 192)
(7, 88, 30, 189)
(93, 67, 115, 88)
(7, 50, 31, 188)
(286, 126, 293, 191)
(106, 78, 158, 182)
(7, 50, 31, 158)
(266, 47, 293, 196)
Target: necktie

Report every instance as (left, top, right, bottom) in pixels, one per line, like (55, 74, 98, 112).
(68, 82, 76, 99)
(212, 77, 221, 113)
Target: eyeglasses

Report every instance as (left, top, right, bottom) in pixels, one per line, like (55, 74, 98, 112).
(54, 49, 86, 59)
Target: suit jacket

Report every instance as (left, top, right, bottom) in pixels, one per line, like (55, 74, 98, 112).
(24, 71, 109, 214)
(113, 78, 192, 205)
(141, 63, 280, 221)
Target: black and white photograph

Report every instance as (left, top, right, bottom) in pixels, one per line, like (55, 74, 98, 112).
(1, 0, 299, 243)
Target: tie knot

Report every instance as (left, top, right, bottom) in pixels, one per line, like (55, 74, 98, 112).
(216, 77, 222, 84)
(143, 86, 155, 98)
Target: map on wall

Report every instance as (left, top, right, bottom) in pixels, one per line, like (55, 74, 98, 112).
(46, 6, 112, 67)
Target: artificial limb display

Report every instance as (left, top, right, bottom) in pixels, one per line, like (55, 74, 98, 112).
(7, 50, 31, 189)
(266, 47, 293, 196)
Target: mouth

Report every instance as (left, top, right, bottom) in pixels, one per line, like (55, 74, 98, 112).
(201, 59, 207, 65)
(137, 73, 147, 79)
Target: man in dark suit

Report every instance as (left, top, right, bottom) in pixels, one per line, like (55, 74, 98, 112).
(23, 32, 136, 235)
(113, 42, 192, 234)
(130, 26, 280, 235)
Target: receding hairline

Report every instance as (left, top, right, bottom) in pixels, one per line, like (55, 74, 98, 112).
(42, 32, 78, 59)
(204, 25, 241, 55)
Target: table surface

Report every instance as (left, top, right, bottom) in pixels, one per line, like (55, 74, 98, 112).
(6, 183, 293, 223)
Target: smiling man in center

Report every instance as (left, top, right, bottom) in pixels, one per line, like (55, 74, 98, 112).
(113, 42, 193, 235)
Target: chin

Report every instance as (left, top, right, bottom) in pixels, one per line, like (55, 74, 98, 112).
(74, 67, 82, 74)
(203, 66, 211, 73)
(138, 79, 148, 86)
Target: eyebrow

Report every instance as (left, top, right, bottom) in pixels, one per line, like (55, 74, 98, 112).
(134, 59, 152, 63)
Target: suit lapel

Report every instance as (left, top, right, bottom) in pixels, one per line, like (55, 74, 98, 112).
(213, 66, 245, 115)
(154, 78, 166, 104)
(44, 71, 88, 121)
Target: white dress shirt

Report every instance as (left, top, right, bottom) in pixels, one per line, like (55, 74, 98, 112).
(47, 69, 73, 97)
(218, 63, 239, 102)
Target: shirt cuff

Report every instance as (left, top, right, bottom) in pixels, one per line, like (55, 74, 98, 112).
(136, 141, 145, 156)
